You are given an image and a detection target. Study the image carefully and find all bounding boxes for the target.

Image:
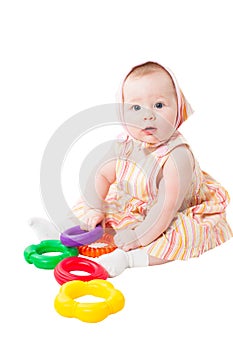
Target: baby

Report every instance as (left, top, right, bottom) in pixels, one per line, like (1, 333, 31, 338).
(30, 61, 233, 277)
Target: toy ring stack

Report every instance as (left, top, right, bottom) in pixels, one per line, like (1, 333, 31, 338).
(78, 232, 117, 258)
(60, 224, 103, 247)
(54, 279, 125, 323)
(54, 256, 108, 284)
(24, 240, 78, 269)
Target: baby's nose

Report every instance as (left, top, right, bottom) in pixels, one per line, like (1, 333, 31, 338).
(143, 114, 156, 120)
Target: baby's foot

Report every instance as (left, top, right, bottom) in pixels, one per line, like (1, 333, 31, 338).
(96, 248, 149, 277)
(96, 249, 129, 277)
(28, 217, 60, 240)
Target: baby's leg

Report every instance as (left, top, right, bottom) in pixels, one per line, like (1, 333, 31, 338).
(28, 213, 82, 241)
(28, 217, 60, 240)
(28, 197, 90, 240)
(149, 256, 170, 266)
(97, 249, 170, 277)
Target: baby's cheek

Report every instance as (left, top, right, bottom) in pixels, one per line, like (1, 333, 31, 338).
(157, 116, 176, 137)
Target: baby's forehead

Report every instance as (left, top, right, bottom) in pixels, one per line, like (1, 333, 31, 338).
(125, 69, 173, 86)
(123, 71, 176, 99)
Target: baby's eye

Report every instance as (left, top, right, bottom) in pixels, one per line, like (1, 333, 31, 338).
(154, 102, 163, 109)
(132, 105, 141, 111)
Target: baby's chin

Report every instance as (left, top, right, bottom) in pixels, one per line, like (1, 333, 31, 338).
(136, 134, 160, 144)
(127, 128, 172, 144)
(135, 128, 176, 144)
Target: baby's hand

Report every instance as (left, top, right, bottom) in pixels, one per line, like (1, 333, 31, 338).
(114, 228, 141, 251)
(79, 209, 105, 231)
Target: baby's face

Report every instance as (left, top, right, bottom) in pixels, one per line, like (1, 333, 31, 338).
(122, 70, 178, 144)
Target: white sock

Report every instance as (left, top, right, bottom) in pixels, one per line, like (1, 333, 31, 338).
(28, 217, 60, 240)
(96, 248, 149, 277)
(127, 249, 149, 268)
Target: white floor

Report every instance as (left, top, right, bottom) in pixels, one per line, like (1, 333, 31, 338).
(2, 221, 233, 350)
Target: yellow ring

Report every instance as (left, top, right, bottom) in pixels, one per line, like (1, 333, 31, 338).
(54, 279, 125, 323)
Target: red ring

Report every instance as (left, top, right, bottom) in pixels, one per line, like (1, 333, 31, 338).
(54, 256, 108, 284)
(78, 233, 117, 258)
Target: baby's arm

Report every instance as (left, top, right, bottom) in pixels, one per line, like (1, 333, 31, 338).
(79, 141, 117, 230)
(114, 145, 194, 250)
(83, 160, 116, 209)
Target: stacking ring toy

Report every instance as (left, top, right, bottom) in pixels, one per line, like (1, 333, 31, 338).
(54, 279, 125, 323)
(24, 240, 78, 269)
(54, 256, 108, 284)
(78, 232, 117, 258)
(60, 224, 103, 247)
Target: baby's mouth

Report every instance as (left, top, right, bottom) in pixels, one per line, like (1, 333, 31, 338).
(142, 127, 157, 135)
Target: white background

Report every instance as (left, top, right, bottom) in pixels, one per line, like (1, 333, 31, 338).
(1, 1, 233, 349)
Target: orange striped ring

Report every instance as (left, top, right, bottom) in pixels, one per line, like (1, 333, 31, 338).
(78, 233, 117, 258)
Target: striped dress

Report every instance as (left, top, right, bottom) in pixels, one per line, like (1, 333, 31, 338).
(72, 131, 233, 260)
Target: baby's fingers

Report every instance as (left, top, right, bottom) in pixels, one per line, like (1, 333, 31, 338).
(79, 216, 99, 231)
(79, 218, 90, 231)
(86, 217, 99, 231)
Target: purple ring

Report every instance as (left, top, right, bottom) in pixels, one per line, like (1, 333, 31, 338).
(60, 224, 103, 247)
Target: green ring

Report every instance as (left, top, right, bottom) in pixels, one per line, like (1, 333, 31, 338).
(24, 240, 78, 269)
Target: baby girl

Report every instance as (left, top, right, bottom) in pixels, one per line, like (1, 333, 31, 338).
(30, 61, 233, 277)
